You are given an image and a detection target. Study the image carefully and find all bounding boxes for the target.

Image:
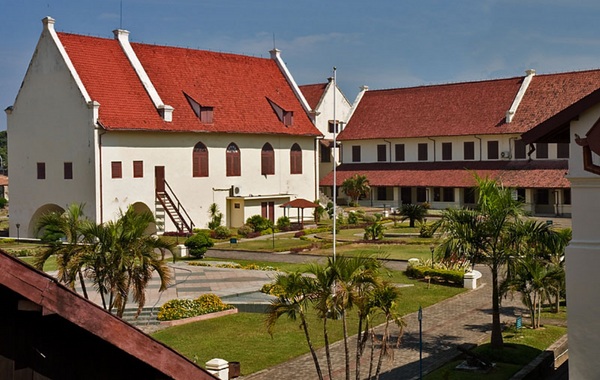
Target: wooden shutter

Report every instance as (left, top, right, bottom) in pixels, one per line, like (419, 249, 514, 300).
(111, 161, 122, 179)
(133, 161, 143, 178)
(290, 144, 302, 174)
(193, 143, 209, 177)
(64, 162, 73, 180)
(261, 144, 274, 175)
(37, 162, 46, 180)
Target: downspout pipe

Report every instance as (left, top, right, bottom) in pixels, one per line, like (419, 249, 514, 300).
(474, 135, 482, 161)
(427, 137, 436, 162)
(384, 139, 392, 162)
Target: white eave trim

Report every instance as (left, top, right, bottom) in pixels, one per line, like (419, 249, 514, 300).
(113, 29, 173, 122)
(270, 49, 312, 115)
(43, 17, 92, 104)
(506, 69, 535, 123)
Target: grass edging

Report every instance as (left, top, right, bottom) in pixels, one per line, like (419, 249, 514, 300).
(159, 308, 238, 328)
(510, 333, 568, 380)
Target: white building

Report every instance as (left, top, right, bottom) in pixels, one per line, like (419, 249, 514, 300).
(6, 17, 321, 237)
(522, 90, 600, 379)
(299, 79, 363, 185)
(320, 69, 600, 215)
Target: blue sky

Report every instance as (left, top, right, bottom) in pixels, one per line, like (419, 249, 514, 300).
(2, 0, 600, 131)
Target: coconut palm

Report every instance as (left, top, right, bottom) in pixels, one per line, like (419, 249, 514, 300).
(34, 203, 89, 299)
(265, 271, 323, 380)
(341, 174, 370, 206)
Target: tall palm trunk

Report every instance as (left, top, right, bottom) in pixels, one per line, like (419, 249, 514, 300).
(355, 317, 369, 380)
(323, 317, 333, 380)
(374, 320, 390, 379)
(301, 314, 324, 380)
(490, 264, 504, 349)
(342, 311, 350, 380)
(77, 269, 88, 299)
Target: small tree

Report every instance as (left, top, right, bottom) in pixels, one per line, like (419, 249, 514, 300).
(184, 231, 214, 258)
(208, 203, 222, 230)
(399, 203, 428, 228)
(341, 174, 370, 206)
(364, 221, 385, 241)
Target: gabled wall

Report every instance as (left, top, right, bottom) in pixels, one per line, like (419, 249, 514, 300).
(7, 18, 97, 237)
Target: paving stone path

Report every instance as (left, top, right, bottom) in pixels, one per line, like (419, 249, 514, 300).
(228, 256, 526, 380)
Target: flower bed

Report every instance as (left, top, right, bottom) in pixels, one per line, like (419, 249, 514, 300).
(157, 294, 235, 322)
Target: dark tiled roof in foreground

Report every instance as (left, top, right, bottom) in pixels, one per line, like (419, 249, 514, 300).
(320, 160, 569, 188)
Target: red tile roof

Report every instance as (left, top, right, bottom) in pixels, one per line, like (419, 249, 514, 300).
(299, 83, 327, 110)
(320, 160, 569, 188)
(0, 251, 214, 379)
(58, 32, 320, 136)
(281, 198, 318, 208)
(339, 70, 600, 140)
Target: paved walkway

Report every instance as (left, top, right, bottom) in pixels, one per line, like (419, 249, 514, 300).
(228, 258, 526, 380)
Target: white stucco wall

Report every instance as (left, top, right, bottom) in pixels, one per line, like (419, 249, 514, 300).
(562, 103, 600, 380)
(315, 82, 353, 180)
(7, 21, 97, 237)
(100, 131, 317, 230)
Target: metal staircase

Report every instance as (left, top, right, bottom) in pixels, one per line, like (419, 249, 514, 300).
(155, 180, 195, 235)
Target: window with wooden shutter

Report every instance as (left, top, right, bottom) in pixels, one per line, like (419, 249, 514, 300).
(514, 140, 526, 159)
(37, 162, 46, 180)
(557, 143, 569, 159)
(290, 143, 302, 174)
(395, 144, 405, 161)
(352, 145, 361, 162)
(226, 143, 241, 177)
(536, 143, 548, 159)
(64, 162, 73, 180)
(487, 141, 499, 160)
(133, 161, 143, 178)
(418, 143, 428, 161)
(442, 142, 452, 161)
(111, 161, 122, 179)
(193, 142, 209, 177)
(261, 143, 275, 175)
(464, 141, 475, 160)
(377, 144, 387, 162)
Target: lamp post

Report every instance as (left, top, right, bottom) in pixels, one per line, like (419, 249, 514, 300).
(418, 305, 423, 380)
(430, 244, 435, 268)
(16, 223, 20, 243)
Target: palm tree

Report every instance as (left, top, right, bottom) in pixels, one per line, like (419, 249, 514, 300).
(341, 174, 370, 206)
(80, 206, 174, 317)
(502, 254, 552, 328)
(34, 203, 89, 299)
(399, 203, 428, 228)
(265, 271, 323, 380)
(438, 175, 524, 349)
(328, 254, 381, 380)
(370, 282, 405, 379)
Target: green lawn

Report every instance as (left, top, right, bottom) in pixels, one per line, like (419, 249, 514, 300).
(425, 325, 567, 380)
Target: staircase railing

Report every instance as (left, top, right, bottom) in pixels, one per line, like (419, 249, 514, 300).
(155, 180, 195, 234)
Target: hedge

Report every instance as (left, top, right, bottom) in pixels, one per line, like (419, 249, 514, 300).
(405, 265, 464, 284)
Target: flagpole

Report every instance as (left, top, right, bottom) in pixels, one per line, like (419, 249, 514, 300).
(332, 67, 337, 262)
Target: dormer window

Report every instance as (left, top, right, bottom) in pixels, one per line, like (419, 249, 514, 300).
(268, 99, 293, 126)
(184, 93, 213, 123)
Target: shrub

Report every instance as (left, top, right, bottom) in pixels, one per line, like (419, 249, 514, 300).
(237, 224, 253, 238)
(276, 216, 291, 231)
(184, 232, 214, 258)
(419, 220, 436, 238)
(157, 294, 233, 321)
(212, 225, 231, 239)
(347, 211, 359, 225)
(405, 265, 465, 284)
(0, 198, 7, 209)
(363, 221, 385, 241)
(246, 215, 271, 232)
